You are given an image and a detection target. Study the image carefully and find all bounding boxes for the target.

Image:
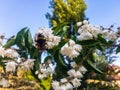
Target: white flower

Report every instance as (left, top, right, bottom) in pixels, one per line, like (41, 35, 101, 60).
(5, 61, 17, 72)
(71, 78, 81, 87)
(59, 85, 67, 90)
(77, 21, 102, 40)
(20, 59, 35, 71)
(46, 35, 61, 49)
(70, 62, 77, 68)
(5, 49, 19, 58)
(79, 66, 87, 74)
(67, 69, 83, 78)
(41, 68, 46, 73)
(46, 67, 53, 75)
(0, 46, 5, 57)
(52, 81, 60, 90)
(78, 28, 83, 34)
(35, 70, 39, 75)
(65, 83, 73, 90)
(83, 20, 88, 25)
(0, 78, 10, 88)
(107, 31, 117, 41)
(101, 30, 109, 37)
(36, 27, 53, 38)
(60, 78, 68, 83)
(78, 31, 93, 41)
(75, 71, 83, 78)
(38, 73, 46, 79)
(60, 40, 82, 58)
(77, 22, 82, 26)
(73, 44, 82, 52)
(69, 39, 75, 46)
(67, 69, 76, 77)
(90, 28, 100, 38)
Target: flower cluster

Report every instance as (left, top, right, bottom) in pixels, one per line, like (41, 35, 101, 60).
(101, 29, 117, 41)
(0, 78, 10, 88)
(77, 20, 100, 40)
(0, 47, 19, 58)
(52, 62, 87, 90)
(77, 20, 117, 41)
(5, 58, 35, 72)
(60, 39, 82, 58)
(35, 27, 61, 49)
(35, 63, 53, 79)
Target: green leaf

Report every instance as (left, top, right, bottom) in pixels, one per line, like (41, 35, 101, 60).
(77, 40, 98, 46)
(15, 27, 28, 48)
(86, 60, 104, 74)
(116, 46, 120, 54)
(52, 22, 69, 35)
(89, 52, 95, 63)
(95, 43, 104, 51)
(24, 29, 33, 49)
(97, 34, 108, 44)
(54, 50, 67, 67)
(3, 37, 15, 48)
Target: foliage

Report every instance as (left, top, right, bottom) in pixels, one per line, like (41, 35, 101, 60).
(46, 0, 87, 27)
(0, 21, 120, 90)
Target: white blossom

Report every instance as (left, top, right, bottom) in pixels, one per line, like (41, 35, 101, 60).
(46, 35, 61, 49)
(79, 66, 87, 74)
(5, 61, 17, 72)
(77, 31, 93, 41)
(70, 62, 77, 68)
(38, 73, 47, 79)
(61, 40, 82, 58)
(0, 78, 10, 88)
(36, 27, 53, 38)
(46, 67, 53, 75)
(35, 70, 39, 75)
(67, 69, 83, 78)
(60, 78, 68, 83)
(65, 83, 73, 90)
(83, 20, 89, 25)
(101, 30, 109, 37)
(77, 20, 103, 40)
(67, 69, 75, 77)
(75, 71, 83, 78)
(71, 78, 81, 87)
(20, 59, 35, 71)
(107, 31, 117, 41)
(5, 49, 19, 58)
(36, 63, 54, 79)
(52, 81, 60, 90)
(77, 22, 82, 26)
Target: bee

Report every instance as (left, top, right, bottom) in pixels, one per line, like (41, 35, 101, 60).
(34, 33, 46, 51)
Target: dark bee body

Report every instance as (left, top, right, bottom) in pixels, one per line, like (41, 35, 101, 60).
(34, 34, 46, 51)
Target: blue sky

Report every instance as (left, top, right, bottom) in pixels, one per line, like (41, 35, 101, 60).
(0, 0, 120, 64)
(0, 0, 120, 38)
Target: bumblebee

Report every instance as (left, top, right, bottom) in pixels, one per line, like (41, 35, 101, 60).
(34, 33, 46, 51)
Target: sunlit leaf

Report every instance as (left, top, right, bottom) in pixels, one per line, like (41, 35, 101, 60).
(87, 60, 103, 74)
(97, 34, 108, 44)
(15, 27, 28, 48)
(3, 37, 15, 48)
